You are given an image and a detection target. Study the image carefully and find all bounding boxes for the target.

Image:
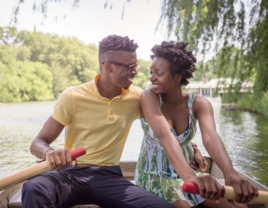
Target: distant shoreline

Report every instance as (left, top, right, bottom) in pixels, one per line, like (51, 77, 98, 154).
(222, 104, 264, 116)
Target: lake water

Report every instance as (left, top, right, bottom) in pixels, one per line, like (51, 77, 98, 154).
(0, 97, 267, 187)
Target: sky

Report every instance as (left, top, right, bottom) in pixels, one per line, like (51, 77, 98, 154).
(0, 0, 175, 61)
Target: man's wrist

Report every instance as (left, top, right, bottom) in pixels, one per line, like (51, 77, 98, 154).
(42, 147, 54, 159)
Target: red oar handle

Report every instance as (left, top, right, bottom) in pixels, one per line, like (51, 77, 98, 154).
(70, 147, 86, 160)
(183, 182, 225, 197)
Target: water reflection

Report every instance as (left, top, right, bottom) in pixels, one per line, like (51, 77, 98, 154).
(0, 98, 267, 187)
(191, 97, 268, 187)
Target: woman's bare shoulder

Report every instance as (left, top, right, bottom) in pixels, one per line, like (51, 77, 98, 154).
(141, 88, 159, 101)
(193, 94, 213, 113)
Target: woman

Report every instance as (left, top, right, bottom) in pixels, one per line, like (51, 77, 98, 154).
(134, 41, 258, 208)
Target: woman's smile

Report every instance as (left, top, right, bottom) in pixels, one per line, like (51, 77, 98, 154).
(152, 84, 160, 90)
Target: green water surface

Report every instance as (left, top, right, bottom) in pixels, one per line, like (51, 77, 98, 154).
(0, 98, 267, 187)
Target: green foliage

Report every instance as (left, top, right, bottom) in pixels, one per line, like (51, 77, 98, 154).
(133, 59, 151, 89)
(0, 44, 54, 102)
(0, 27, 150, 102)
(0, 27, 100, 102)
(14, 30, 100, 97)
(157, 0, 268, 97)
(237, 92, 268, 119)
(192, 60, 217, 82)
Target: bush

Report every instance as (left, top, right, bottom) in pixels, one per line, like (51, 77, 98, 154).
(237, 92, 268, 119)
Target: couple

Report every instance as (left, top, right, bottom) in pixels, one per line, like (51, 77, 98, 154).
(22, 35, 258, 208)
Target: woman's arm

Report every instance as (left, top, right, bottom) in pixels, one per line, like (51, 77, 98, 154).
(190, 144, 208, 172)
(193, 95, 258, 203)
(141, 90, 223, 200)
(141, 90, 196, 181)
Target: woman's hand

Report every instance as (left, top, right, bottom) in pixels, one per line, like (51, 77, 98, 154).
(186, 175, 224, 201)
(190, 145, 208, 172)
(225, 173, 258, 204)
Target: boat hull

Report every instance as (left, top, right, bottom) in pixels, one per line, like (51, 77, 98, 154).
(1, 156, 267, 208)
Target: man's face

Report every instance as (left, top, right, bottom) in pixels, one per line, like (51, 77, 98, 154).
(110, 51, 138, 89)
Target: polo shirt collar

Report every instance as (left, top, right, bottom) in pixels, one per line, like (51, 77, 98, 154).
(93, 74, 129, 98)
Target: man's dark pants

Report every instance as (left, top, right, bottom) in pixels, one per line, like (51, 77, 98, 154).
(22, 165, 173, 208)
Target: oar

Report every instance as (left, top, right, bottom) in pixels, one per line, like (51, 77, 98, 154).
(0, 147, 86, 191)
(183, 182, 268, 204)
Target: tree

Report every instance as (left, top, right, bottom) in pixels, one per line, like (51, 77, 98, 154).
(0, 44, 54, 102)
(133, 59, 151, 89)
(157, 0, 268, 96)
(0, 27, 150, 102)
(9, 0, 268, 96)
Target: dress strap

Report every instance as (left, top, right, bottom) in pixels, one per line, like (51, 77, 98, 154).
(187, 89, 197, 116)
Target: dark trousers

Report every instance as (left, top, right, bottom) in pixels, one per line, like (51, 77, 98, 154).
(22, 165, 173, 208)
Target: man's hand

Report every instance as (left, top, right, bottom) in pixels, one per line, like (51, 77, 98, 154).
(45, 148, 76, 170)
(190, 145, 208, 172)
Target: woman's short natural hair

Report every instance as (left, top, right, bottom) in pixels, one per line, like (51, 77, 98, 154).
(151, 41, 197, 86)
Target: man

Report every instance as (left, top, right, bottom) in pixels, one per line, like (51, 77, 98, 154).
(22, 35, 207, 208)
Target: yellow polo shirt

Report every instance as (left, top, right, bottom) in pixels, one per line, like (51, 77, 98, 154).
(52, 74, 142, 166)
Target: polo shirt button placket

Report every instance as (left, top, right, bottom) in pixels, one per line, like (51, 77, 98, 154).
(109, 101, 113, 119)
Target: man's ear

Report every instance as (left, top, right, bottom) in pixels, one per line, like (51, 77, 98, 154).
(103, 62, 113, 73)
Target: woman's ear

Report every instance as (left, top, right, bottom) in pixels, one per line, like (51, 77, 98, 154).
(175, 74, 182, 82)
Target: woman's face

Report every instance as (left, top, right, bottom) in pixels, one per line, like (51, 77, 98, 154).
(149, 56, 179, 95)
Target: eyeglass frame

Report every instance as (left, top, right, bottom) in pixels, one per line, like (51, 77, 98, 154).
(102, 61, 139, 74)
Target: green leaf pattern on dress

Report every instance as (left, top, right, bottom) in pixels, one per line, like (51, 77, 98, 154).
(135, 88, 207, 206)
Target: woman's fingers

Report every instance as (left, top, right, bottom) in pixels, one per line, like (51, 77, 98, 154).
(253, 185, 259, 200)
(244, 182, 255, 203)
(231, 178, 259, 203)
(197, 176, 223, 200)
(225, 174, 259, 204)
(190, 162, 201, 172)
(200, 158, 208, 172)
(240, 180, 258, 203)
(215, 179, 224, 199)
(203, 177, 213, 199)
(197, 179, 205, 198)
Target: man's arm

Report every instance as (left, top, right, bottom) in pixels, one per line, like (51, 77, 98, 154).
(30, 116, 73, 170)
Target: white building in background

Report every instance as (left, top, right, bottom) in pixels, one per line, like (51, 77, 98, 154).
(185, 78, 254, 97)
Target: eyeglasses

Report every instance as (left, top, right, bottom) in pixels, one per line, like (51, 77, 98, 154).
(102, 61, 139, 74)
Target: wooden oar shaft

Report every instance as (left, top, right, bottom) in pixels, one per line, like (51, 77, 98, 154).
(224, 186, 268, 204)
(183, 182, 268, 204)
(0, 147, 86, 192)
(0, 161, 51, 191)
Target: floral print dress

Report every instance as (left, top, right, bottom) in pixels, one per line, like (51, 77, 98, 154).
(134, 89, 207, 206)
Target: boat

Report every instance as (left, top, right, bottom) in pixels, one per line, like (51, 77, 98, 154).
(0, 155, 267, 208)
